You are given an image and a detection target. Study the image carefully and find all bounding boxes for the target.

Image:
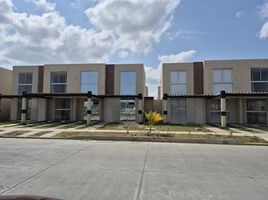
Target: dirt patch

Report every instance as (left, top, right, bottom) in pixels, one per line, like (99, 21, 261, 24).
(3, 131, 28, 137)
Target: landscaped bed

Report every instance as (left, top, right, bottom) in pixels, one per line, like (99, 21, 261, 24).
(98, 123, 210, 132)
(53, 131, 267, 144)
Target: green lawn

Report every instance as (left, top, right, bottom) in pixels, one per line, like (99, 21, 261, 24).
(58, 121, 85, 129)
(22, 121, 50, 128)
(229, 125, 258, 133)
(249, 125, 268, 132)
(0, 121, 19, 125)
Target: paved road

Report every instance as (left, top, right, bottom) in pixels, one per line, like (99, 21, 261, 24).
(0, 139, 267, 200)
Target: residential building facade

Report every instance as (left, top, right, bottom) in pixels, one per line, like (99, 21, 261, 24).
(0, 67, 12, 120)
(161, 59, 268, 125)
(10, 64, 146, 123)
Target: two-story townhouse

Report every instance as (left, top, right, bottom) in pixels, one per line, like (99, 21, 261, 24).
(204, 59, 268, 125)
(0, 67, 12, 120)
(10, 64, 146, 124)
(161, 59, 268, 125)
(161, 62, 206, 124)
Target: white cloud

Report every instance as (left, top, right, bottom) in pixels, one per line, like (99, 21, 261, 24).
(118, 50, 128, 58)
(0, 0, 181, 69)
(146, 50, 196, 97)
(0, 0, 118, 68)
(259, 2, 268, 39)
(158, 50, 196, 63)
(259, 22, 268, 39)
(25, 0, 56, 12)
(85, 0, 181, 53)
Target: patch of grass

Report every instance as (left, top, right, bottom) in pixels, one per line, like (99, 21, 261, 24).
(229, 125, 256, 133)
(249, 125, 268, 132)
(76, 124, 88, 129)
(3, 131, 28, 136)
(154, 124, 210, 132)
(36, 122, 66, 129)
(98, 123, 125, 130)
(31, 131, 51, 137)
(0, 121, 19, 125)
(22, 121, 49, 128)
(53, 131, 267, 144)
(57, 121, 85, 129)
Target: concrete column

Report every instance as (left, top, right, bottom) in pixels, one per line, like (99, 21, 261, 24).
(86, 91, 92, 126)
(21, 92, 27, 125)
(137, 93, 143, 123)
(239, 98, 243, 124)
(72, 98, 77, 121)
(163, 93, 168, 124)
(220, 90, 226, 128)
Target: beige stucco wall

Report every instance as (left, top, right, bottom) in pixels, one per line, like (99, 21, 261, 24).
(113, 64, 146, 96)
(43, 64, 106, 95)
(0, 67, 12, 120)
(187, 98, 206, 124)
(161, 63, 194, 98)
(204, 59, 268, 94)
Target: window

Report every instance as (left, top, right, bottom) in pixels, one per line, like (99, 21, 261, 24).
(213, 69, 233, 94)
(80, 71, 98, 94)
(120, 72, 136, 95)
(170, 71, 187, 95)
(18, 72, 33, 95)
(251, 68, 268, 92)
(246, 99, 266, 124)
(50, 72, 67, 93)
(55, 98, 71, 120)
(209, 100, 230, 124)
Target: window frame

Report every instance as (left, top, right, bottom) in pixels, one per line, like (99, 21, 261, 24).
(120, 71, 137, 95)
(251, 68, 268, 92)
(80, 71, 99, 94)
(50, 71, 67, 93)
(212, 68, 233, 94)
(169, 71, 187, 95)
(18, 72, 33, 95)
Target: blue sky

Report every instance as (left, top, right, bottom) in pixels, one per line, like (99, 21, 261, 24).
(0, 0, 268, 96)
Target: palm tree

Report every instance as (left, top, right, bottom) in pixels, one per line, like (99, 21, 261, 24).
(145, 111, 163, 134)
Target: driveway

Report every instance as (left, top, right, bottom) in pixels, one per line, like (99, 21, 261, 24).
(0, 138, 267, 200)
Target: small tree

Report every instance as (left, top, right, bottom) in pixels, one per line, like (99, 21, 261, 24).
(145, 111, 163, 134)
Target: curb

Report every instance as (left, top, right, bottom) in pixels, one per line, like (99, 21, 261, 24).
(1, 135, 268, 146)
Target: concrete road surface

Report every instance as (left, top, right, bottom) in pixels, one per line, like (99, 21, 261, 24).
(0, 138, 267, 200)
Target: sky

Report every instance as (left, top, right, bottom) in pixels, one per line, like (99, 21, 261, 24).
(0, 0, 268, 97)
